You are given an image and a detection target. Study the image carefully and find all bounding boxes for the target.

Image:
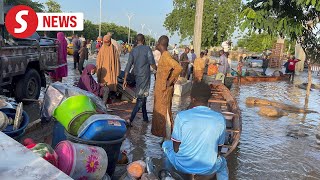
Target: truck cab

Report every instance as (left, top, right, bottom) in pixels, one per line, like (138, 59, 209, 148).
(0, 2, 58, 101)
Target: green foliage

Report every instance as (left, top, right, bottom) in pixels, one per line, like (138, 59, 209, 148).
(241, 0, 320, 64)
(5, 0, 44, 12)
(79, 20, 155, 43)
(45, 0, 61, 13)
(237, 33, 276, 52)
(164, 0, 242, 47)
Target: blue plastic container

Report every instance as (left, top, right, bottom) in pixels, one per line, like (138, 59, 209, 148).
(52, 120, 67, 147)
(0, 108, 29, 138)
(77, 114, 127, 141)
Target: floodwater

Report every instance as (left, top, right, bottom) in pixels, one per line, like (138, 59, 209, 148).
(39, 54, 320, 179)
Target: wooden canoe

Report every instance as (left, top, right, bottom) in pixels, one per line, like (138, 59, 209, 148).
(209, 83, 241, 157)
(233, 74, 291, 83)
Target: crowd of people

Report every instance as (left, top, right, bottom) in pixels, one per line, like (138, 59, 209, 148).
(42, 28, 317, 180)
(171, 45, 231, 84)
(48, 31, 237, 180)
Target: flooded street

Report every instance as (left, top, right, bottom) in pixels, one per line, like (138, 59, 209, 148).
(37, 54, 320, 179)
(228, 76, 320, 180)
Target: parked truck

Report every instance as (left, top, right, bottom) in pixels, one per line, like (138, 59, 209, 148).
(0, 1, 58, 101)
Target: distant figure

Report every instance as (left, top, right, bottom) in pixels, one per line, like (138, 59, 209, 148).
(96, 35, 120, 92)
(162, 82, 228, 179)
(152, 35, 183, 139)
(221, 40, 231, 53)
(287, 55, 301, 81)
(79, 35, 86, 46)
(72, 34, 81, 69)
(78, 41, 89, 74)
(123, 34, 157, 126)
(203, 49, 210, 74)
(172, 44, 179, 61)
(225, 52, 232, 73)
(179, 47, 190, 78)
(87, 40, 92, 56)
(49, 32, 68, 82)
(187, 49, 197, 80)
(78, 64, 109, 105)
(237, 57, 244, 76)
(96, 36, 102, 54)
(262, 55, 269, 75)
(218, 50, 229, 75)
(193, 52, 206, 82)
(191, 49, 197, 62)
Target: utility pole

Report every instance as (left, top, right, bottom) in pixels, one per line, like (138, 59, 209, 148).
(99, 0, 102, 37)
(148, 28, 152, 46)
(193, 0, 204, 57)
(141, 24, 145, 34)
(130, 37, 133, 44)
(127, 13, 134, 44)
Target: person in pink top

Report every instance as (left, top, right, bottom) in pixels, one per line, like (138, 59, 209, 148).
(50, 32, 68, 82)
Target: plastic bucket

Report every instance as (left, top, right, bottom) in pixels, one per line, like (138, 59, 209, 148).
(65, 130, 125, 178)
(53, 95, 96, 135)
(55, 140, 108, 180)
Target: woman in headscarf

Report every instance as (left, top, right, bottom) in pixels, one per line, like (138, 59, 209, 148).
(50, 32, 68, 82)
(78, 64, 109, 105)
(96, 35, 120, 92)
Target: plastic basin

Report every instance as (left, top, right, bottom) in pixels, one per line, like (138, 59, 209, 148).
(0, 108, 29, 138)
(53, 95, 96, 135)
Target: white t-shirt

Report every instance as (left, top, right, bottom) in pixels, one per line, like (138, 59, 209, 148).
(221, 41, 230, 52)
(153, 50, 161, 66)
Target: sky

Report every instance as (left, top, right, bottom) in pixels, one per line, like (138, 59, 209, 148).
(37, 0, 182, 44)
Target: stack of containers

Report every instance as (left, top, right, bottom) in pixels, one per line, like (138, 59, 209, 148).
(51, 94, 127, 178)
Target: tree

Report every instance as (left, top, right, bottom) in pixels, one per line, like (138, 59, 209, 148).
(164, 0, 242, 47)
(241, 0, 320, 108)
(45, 0, 61, 13)
(5, 0, 44, 12)
(79, 20, 155, 43)
(237, 33, 276, 52)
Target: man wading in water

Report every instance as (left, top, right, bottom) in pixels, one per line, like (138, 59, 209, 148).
(152, 35, 183, 139)
(162, 82, 228, 180)
(123, 34, 157, 126)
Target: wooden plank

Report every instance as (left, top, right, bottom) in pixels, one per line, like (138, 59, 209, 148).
(208, 99, 227, 104)
(226, 129, 240, 133)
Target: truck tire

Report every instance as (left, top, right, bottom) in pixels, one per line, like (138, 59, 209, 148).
(15, 69, 41, 102)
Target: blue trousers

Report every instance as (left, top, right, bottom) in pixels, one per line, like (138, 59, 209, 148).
(162, 140, 229, 180)
(129, 97, 148, 122)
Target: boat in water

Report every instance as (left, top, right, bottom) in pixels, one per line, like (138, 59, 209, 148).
(232, 74, 291, 84)
(209, 83, 241, 157)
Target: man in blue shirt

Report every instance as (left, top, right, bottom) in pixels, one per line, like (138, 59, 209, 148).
(162, 82, 228, 180)
(123, 34, 157, 126)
